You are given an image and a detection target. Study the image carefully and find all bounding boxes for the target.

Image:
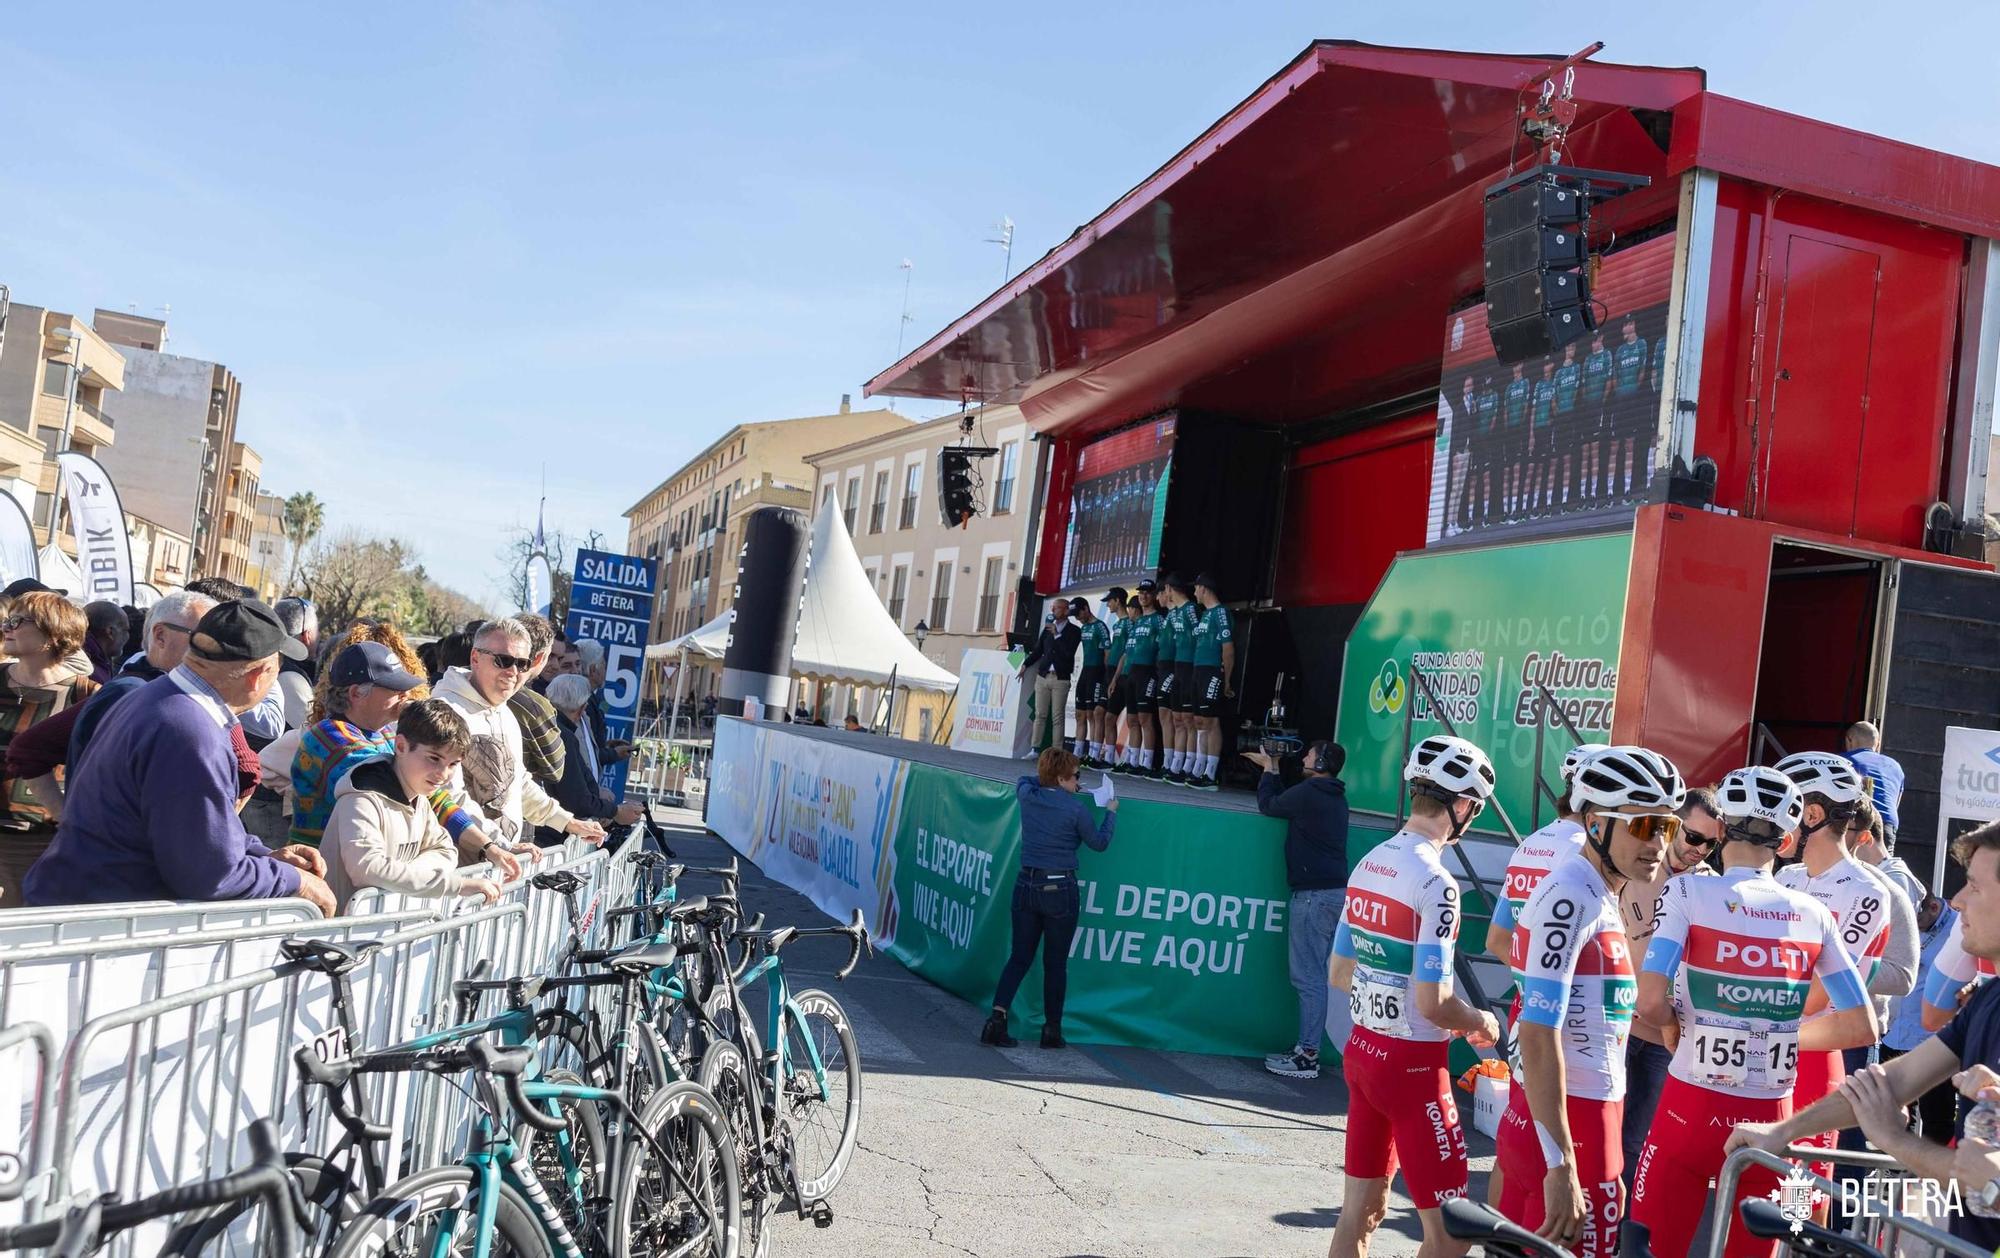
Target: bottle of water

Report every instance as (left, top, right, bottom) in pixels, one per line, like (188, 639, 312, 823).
(1967, 1096, 2000, 1217)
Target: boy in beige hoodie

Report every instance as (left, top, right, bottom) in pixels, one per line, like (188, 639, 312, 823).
(325, 699, 501, 912)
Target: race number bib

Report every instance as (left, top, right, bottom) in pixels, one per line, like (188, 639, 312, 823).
(1350, 973, 1410, 1036)
(1689, 1022, 1800, 1091)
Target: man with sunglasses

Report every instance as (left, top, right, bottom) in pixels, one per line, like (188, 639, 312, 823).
(1328, 734, 1499, 1258)
(1630, 766, 1879, 1258)
(1496, 746, 1681, 1258)
(1614, 786, 1723, 1186)
(1768, 751, 1913, 1196)
(433, 618, 606, 850)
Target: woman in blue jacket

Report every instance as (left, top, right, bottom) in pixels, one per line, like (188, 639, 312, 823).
(980, 746, 1117, 1049)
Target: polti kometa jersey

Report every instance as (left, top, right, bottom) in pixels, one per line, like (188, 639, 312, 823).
(1492, 819, 1585, 933)
(1924, 914, 1996, 1007)
(1335, 830, 1462, 1042)
(1776, 856, 1892, 991)
(1643, 866, 1868, 1099)
(1508, 855, 1636, 1101)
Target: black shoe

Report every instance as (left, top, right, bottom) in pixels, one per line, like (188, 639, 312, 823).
(1165, 769, 1185, 785)
(1195, 775, 1219, 793)
(1041, 1026, 1067, 1050)
(1148, 766, 1165, 781)
(980, 1012, 1018, 1048)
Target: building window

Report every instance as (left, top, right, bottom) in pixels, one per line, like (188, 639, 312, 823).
(33, 492, 54, 528)
(977, 556, 1004, 632)
(869, 470, 889, 534)
(865, 564, 878, 591)
(843, 478, 860, 534)
(929, 563, 953, 631)
(899, 464, 921, 529)
(41, 360, 70, 397)
(993, 442, 1020, 513)
(888, 564, 909, 625)
(35, 426, 62, 456)
(820, 483, 835, 512)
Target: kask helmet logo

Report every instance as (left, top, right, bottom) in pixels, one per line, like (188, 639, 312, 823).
(1369, 660, 1407, 715)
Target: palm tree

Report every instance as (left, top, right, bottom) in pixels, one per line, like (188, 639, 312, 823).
(282, 491, 326, 596)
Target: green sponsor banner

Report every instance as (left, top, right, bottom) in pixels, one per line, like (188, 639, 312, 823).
(1684, 968, 1809, 1021)
(884, 763, 1298, 1057)
(1336, 532, 1633, 824)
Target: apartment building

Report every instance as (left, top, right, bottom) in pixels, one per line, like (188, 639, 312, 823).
(245, 490, 288, 600)
(623, 399, 910, 703)
(804, 405, 1037, 738)
(91, 310, 247, 581)
(0, 302, 125, 550)
(126, 514, 193, 590)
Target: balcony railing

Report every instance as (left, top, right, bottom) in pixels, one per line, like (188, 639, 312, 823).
(899, 495, 918, 529)
(77, 399, 113, 429)
(868, 502, 886, 533)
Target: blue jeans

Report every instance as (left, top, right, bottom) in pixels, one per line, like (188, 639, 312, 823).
(1288, 888, 1345, 1051)
(1621, 1036, 1674, 1188)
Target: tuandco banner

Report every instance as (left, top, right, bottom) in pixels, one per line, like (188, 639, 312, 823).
(947, 648, 1033, 759)
(1934, 725, 2000, 893)
(56, 451, 133, 605)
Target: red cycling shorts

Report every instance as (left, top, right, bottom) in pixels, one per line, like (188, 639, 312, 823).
(1630, 1076, 1788, 1258)
(1341, 1026, 1468, 1209)
(1496, 1086, 1624, 1258)
(1790, 1048, 1844, 1184)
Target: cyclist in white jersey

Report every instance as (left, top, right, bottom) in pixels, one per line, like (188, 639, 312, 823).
(1770, 751, 1911, 1190)
(1629, 766, 1878, 1258)
(1923, 912, 1995, 1030)
(1483, 741, 1599, 1213)
(1328, 734, 1499, 1258)
(1497, 746, 1684, 1258)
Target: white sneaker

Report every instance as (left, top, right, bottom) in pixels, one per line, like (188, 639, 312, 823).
(1263, 1047, 1320, 1079)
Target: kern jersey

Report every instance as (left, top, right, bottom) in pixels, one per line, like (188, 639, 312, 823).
(1613, 337, 1649, 394)
(1775, 856, 1892, 992)
(1643, 866, 1868, 1099)
(1492, 819, 1585, 933)
(1104, 617, 1129, 671)
(1508, 855, 1636, 1101)
(1078, 619, 1110, 667)
(1191, 605, 1231, 666)
(1156, 607, 1182, 665)
(1126, 613, 1160, 665)
(1335, 830, 1463, 1043)
(1924, 914, 1996, 1008)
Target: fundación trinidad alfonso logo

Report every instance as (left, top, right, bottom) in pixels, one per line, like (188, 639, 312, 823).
(1368, 660, 1407, 716)
(1769, 1167, 1827, 1234)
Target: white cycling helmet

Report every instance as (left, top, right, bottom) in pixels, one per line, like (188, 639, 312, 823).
(1716, 766, 1804, 836)
(1772, 751, 1866, 805)
(1561, 742, 1610, 782)
(1404, 734, 1497, 802)
(1569, 745, 1686, 813)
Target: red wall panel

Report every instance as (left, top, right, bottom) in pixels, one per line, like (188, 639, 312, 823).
(1695, 181, 1962, 549)
(1278, 412, 1436, 607)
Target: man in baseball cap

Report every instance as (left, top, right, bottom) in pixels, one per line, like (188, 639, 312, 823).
(328, 640, 425, 693)
(22, 598, 333, 913)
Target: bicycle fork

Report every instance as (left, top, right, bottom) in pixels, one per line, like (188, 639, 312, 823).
(506, 1143, 586, 1258)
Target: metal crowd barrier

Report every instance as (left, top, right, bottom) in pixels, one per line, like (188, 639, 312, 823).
(624, 736, 711, 806)
(0, 1020, 54, 1210)
(1711, 1144, 1994, 1258)
(0, 898, 320, 951)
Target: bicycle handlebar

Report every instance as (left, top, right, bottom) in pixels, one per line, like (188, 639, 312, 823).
(467, 1037, 568, 1134)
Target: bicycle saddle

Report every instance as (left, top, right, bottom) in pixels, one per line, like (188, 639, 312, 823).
(530, 870, 585, 895)
(606, 938, 695, 973)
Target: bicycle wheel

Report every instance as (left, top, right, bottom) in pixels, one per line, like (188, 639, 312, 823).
(698, 1039, 771, 1258)
(611, 1080, 741, 1258)
(325, 1165, 550, 1258)
(159, 1154, 354, 1256)
(702, 988, 761, 1064)
(520, 1068, 608, 1249)
(782, 989, 862, 1202)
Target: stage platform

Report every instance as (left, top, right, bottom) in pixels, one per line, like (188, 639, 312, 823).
(764, 722, 1264, 814)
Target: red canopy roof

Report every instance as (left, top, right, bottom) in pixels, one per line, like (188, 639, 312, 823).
(866, 41, 2000, 442)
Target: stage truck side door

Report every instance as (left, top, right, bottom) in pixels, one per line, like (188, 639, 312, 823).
(1762, 237, 1882, 536)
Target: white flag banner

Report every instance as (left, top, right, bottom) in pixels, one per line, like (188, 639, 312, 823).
(0, 492, 37, 587)
(57, 451, 134, 606)
(526, 553, 553, 619)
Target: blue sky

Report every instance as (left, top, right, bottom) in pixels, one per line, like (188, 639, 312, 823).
(5, 2, 1996, 607)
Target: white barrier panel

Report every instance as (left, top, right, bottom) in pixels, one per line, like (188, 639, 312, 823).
(0, 899, 320, 952)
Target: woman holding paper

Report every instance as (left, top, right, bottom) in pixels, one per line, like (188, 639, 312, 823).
(979, 746, 1118, 1050)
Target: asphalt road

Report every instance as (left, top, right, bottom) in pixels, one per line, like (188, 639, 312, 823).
(652, 806, 1498, 1258)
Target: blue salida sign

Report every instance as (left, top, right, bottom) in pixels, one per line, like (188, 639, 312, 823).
(564, 549, 658, 800)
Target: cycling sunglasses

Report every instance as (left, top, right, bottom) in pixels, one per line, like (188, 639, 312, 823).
(1610, 812, 1682, 844)
(475, 647, 534, 673)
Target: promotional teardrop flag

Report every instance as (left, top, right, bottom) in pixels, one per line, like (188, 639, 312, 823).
(57, 451, 134, 606)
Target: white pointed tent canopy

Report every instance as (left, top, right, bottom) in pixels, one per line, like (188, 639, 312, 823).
(35, 544, 85, 602)
(645, 497, 956, 699)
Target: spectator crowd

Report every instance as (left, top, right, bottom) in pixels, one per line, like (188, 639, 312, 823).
(0, 574, 636, 918)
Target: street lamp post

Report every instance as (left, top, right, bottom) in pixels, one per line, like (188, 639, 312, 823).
(47, 326, 85, 544)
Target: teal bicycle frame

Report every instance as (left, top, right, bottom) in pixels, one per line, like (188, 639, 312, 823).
(732, 951, 834, 1119)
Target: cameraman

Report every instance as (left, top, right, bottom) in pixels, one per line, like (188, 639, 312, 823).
(1245, 740, 1350, 1079)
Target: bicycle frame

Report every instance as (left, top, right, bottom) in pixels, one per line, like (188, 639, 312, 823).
(733, 952, 833, 1113)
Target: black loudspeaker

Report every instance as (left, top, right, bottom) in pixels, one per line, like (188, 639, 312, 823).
(1485, 172, 1594, 362)
(1009, 574, 1043, 648)
(938, 449, 977, 528)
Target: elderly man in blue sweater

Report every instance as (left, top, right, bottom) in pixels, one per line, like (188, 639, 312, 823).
(24, 600, 335, 913)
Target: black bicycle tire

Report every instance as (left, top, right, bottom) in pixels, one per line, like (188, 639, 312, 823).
(518, 1067, 608, 1249)
(783, 989, 862, 1202)
(324, 1165, 550, 1258)
(611, 1079, 741, 1258)
(697, 1039, 769, 1258)
(157, 1154, 351, 1257)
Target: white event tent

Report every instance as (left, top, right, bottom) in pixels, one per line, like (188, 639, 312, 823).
(646, 498, 956, 726)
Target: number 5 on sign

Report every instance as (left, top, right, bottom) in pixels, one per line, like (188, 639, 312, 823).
(604, 644, 642, 710)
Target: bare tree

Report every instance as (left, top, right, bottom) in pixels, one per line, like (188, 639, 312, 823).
(297, 530, 488, 635)
(497, 526, 573, 625)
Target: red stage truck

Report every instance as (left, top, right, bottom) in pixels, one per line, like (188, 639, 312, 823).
(868, 42, 2000, 919)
